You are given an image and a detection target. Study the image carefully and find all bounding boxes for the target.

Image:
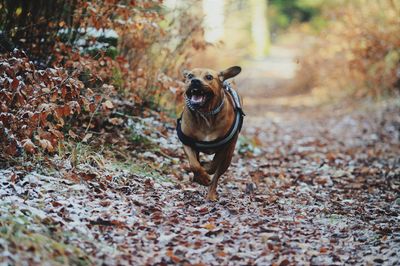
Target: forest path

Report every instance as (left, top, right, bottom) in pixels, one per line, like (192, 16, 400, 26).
(1, 46, 399, 265)
(219, 44, 400, 264)
(235, 44, 316, 128)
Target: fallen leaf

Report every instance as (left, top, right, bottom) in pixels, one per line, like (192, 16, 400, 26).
(108, 117, 124, 125)
(69, 130, 79, 139)
(38, 139, 54, 152)
(21, 139, 36, 154)
(103, 100, 114, 109)
(202, 223, 216, 231)
(166, 250, 181, 263)
(82, 133, 93, 142)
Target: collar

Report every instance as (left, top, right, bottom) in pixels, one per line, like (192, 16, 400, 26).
(184, 91, 225, 116)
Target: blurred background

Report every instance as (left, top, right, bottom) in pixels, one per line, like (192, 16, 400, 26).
(1, 0, 399, 107)
(183, 0, 400, 111)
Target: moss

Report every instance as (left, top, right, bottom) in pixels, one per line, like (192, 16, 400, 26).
(0, 209, 91, 266)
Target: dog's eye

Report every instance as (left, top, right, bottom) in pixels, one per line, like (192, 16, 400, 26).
(205, 74, 213, 81)
(187, 73, 194, 79)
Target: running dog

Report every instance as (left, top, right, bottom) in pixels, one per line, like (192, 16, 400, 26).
(176, 66, 244, 201)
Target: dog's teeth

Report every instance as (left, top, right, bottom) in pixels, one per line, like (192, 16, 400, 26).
(191, 95, 204, 103)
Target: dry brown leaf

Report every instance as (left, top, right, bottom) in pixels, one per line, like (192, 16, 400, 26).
(21, 139, 36, 154)
(38, 139, 54, 152)
(103, 100, 114, 109)
(68, 129, 79, 139)
(89, 103, 96, 113)
(202, 223, 216, 231)
(320, 247, 328, 253)
(49, 129, 63, 139)
(10, 172, 17, 183)
(166, 250, 181, 263)
(108, 117, 124, 125)
(63, 105, 71, 116)
(11, 78, 19, 89)
(82, 133, 93, 142)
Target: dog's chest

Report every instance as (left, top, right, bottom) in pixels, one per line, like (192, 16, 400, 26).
(201, 132, 221, 142)
(190, 114, 232, 142)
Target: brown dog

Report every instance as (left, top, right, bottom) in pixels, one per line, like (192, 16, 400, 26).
(176, 66, 244, 201)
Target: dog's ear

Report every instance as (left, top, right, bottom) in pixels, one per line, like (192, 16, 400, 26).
(219, 66, 241, 82)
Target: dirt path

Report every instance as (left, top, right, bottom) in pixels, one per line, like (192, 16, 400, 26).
(231, 47, 400, 265)
(1, 48, 399, 265)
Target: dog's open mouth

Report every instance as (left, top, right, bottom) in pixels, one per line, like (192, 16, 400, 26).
(191, 93, 206, 104)
(186, 87, 212, 107)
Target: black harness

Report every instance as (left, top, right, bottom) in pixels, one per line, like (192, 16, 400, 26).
(176, 82, 245, 152)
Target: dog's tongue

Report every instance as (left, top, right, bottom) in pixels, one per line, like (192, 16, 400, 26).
(191, 95, 204, 104)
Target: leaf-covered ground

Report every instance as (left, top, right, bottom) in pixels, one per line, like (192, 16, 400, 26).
(1, 95, 399, 265)
(1, 50, 400, 265)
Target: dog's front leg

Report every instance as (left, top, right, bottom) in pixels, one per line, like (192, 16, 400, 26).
(201, 160, 217, 175)
(183, 145, 211, 186)
(207, 135, 238, 201)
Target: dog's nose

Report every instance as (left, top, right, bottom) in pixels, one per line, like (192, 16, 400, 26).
(191, 78, 201, 86)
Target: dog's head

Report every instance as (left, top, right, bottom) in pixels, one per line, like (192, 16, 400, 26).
(183, 66, 241, 111)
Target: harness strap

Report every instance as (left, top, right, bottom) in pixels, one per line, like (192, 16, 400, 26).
(176, 84, 245, 151)
(177, 111, 243, 151)
(223, 81, 244, 114)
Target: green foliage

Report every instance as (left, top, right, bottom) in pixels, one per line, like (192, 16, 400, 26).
(129, 131, 153, 148)
(112, 67, 125, 92)
(128, 122, 154, 149)
(237, 135, 261, 156)
(269, 0, 326, 32)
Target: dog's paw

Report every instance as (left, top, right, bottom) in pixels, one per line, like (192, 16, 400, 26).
(193, 172, 211, 186)
(206, 191, 218, 202)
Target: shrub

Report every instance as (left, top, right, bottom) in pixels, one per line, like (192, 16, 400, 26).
(296, 0, 400, 99)
(0, 1, 205, 160)
(0, 49, 112, 157)
(0, 0, 80, 62)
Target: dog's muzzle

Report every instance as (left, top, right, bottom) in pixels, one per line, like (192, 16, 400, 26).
(185, 79, 211, 107)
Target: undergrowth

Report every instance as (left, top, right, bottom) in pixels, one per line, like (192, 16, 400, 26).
(294, 0, 400, 99)
(0, 205, 91, 266)
(0, 1, 204, 164)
